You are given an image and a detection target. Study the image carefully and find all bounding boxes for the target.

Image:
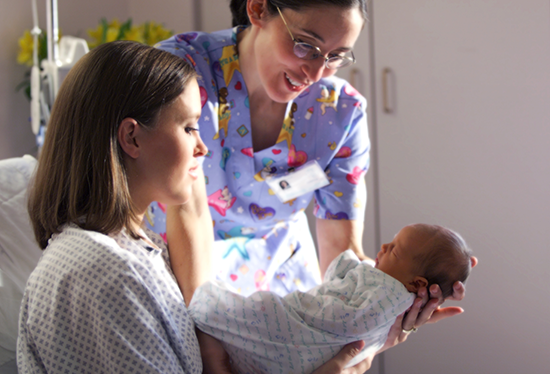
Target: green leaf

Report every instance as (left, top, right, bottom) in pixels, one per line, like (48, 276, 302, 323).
(143, 22, 150, 42)
(118, 18, 133, 40)
(15, 78, 31, 101)
(38, 33, 48, 63)
(101, 18, 108, 44)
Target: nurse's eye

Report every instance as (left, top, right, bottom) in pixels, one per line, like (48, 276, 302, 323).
(328, 52, 345, 59)
(185, 126, 199, 134)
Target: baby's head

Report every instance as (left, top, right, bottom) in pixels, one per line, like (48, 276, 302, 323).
(375, 224, 473, 298)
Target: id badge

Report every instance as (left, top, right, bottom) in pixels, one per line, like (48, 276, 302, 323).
(266, 160, 330, 202)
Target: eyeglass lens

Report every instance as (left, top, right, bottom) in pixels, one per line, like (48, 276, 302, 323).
(294, 43, 316, 59)
(293, 42, 353, 68)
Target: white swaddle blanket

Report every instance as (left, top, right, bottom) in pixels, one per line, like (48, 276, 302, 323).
(189, 249, 415, 373)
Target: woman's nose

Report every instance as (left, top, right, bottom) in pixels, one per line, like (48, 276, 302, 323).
(194, 135, 208, 157)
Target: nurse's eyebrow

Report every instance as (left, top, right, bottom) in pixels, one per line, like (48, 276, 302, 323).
(299, 28, 353, 52)
(299, 28, 325, 43)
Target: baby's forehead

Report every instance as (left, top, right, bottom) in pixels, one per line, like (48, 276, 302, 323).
(400, 224, 429, 239)
(405, 223, 440, 237)
(401, 225, 436, 251)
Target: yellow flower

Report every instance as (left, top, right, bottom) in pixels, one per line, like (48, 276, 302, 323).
(108, 19, 121, 30)
(17, 30, 34, 66)
(87, 18, 123, 48)
(105, 26, 120, 42)
(87, 25, 104, 48)
(124, 25, 145, 44)
(144, 21, 173, 46)
(86, 18, 173, 49)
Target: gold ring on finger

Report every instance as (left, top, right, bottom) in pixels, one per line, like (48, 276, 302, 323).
(402, 326, 417, 334)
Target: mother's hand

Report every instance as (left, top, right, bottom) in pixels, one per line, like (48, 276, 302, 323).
(197, 330, 232, 374)
(313, 340, 373, 374)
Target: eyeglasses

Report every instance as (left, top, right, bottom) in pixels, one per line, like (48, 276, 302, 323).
(277, 6, 356, 70)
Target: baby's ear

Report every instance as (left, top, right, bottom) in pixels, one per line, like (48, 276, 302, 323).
(407, 276, 428, 293)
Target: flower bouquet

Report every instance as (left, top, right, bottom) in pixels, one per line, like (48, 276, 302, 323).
(16, 18, 173, 100)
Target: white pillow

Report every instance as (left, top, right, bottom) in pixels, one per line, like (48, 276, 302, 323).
(0, 155, 42, 356)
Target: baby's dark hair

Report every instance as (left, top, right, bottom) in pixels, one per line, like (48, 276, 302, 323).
(411, 224, 473, 299)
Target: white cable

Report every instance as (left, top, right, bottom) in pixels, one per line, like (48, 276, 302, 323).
(30, 0, 41, 135)
(46, 0, 59, 103)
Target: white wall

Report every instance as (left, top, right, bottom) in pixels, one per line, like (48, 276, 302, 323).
(200, 0, 232, 32)
(128, 0, 194, 34)
(364, 1, 550, 373)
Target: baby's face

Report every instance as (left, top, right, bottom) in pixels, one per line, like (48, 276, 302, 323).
(375, 225, 426, 289)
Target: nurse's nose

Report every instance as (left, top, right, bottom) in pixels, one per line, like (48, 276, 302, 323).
(301, 58, 328, 84)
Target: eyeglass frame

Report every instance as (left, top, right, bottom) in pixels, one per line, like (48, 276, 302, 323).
(276, 6, 356, 70)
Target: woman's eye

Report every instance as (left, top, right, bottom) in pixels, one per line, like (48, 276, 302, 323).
(185, 127, 199, 134)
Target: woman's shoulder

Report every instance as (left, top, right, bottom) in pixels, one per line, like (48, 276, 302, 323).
(41, 226, 139, 273)
(292, 76, 367, 132)
(26, 226, 172, 305)
(50, 225, 117, 248)
(294, 76, 367, 115)
(157, 28, 236, 57)
(309, 75, 364, 100)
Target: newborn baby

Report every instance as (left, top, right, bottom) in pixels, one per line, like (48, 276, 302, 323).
(189, 224, 473, 373)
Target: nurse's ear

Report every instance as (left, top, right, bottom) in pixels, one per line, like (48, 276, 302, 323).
(118, 118, 141, 159)
(247, 0, 269, 26)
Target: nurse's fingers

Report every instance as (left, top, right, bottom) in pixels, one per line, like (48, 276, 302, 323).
(427, 306, 464, 324)
(379, 313, 410, 354)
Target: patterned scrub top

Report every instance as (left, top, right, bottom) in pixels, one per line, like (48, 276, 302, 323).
(17, 227, 202, 373)
(146, 27, 370, 297)
(189, 250, 415, 373)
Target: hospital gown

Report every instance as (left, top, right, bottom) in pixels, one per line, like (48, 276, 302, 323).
(17, 226, 201, 373)
(189, 250, 415, 373)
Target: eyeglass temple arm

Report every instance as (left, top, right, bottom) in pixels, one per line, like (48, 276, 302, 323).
(277, 6, 296, 41)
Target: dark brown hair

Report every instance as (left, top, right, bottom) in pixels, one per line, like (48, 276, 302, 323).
(230, 0, 368, 27)
(28, 41, 197, 249)
(411, 224, 473, 299)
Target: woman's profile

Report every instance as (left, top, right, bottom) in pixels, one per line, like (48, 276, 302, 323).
(19, 41, 208, 372)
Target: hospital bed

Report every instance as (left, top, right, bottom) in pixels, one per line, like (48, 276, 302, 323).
(0, 156, 41, 373)
(0, 1, 88, 372)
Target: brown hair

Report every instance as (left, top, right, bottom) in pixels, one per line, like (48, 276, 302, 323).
(230, 0, 368, 27)
(411, 224, 473, 299)
(28, 41, 197, 249)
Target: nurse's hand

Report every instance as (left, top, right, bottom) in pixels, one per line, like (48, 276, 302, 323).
(394, 256, 479, 343)
(312, 340, 374, 373)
